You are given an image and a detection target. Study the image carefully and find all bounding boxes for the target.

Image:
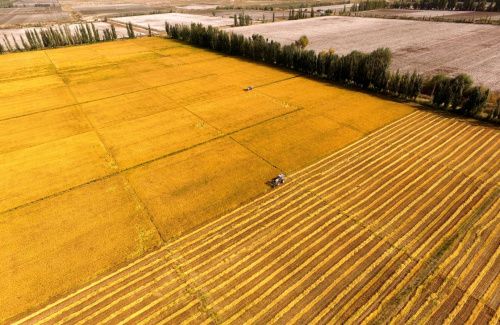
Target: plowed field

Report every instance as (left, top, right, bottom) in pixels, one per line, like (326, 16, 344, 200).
(14, 111, 500, 324)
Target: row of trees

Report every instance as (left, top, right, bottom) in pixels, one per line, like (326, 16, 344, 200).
(390, 0, 498, 11)
(352, 0, 388, 11)
(0, 23, 118, 53)
(125, 22, 136, 38)
(233, 13, 253, 26)
(164, 22, 493, 121)
(288, 7, 315, 19)
(165, 23, 422, 99)
(428, 74, 490, 116)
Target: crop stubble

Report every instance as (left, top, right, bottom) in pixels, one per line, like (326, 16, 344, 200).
(14, 110, 500, 324)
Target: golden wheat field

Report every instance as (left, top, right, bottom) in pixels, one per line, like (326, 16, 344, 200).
(0, 37, 416, 322)
(13, 111, 500, 324)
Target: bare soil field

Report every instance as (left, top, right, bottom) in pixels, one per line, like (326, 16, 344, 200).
(14, 111, 500, 324)
(0, 7, 72, 27)
(112, 12, 234, 30)
(229, 16, 500, 91)
(361, 8, 500, 20)
(0, 37, 413, 323)
(177, 4, 218, 10)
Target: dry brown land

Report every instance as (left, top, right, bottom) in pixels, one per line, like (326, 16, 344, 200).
(14, 111, 499, 324)
(0, 37, 412, 322)
(112, 12, 234, 31)
(360, 8, 500, 20)
(229, 16, 500, 91)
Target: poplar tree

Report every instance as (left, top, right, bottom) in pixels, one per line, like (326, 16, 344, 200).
(462, 86, 489, 116)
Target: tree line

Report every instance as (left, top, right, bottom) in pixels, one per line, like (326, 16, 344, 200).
(427, 74, 490, 116)
(165, 23, 421, 97)
(352, 0, 387, 11)
(288, 7, 315, 19)
(233, 13, 253, 26)
(164, 22, 495, 122)
(390, 0, 498, 11)
(0, 23, 118, 53)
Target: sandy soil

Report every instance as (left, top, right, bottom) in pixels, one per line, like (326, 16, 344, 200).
(112, 12, 234, 30)
(229, 16, 500, 91)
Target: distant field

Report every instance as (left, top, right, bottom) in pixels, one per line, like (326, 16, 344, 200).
(0, 37, 413, 322)
(112, 12, 234, 31)
(360, 8, 500, 20)
(15, 110, 500, 324)
(229, 16, 500, 91)
(0, 7, 72, 27)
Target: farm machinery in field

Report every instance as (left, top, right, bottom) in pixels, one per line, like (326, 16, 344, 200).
(268, 173, 286, 188)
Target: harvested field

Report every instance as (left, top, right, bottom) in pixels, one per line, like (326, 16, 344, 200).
(112, 13, 234, 31)
(361, 8, 500, 20)
(0, 37, 413, 322)
(229, 16, 500, 91)
(0, 7, 72, 28)
(177, 4, 218, 10)
(14, 111, 500, 324)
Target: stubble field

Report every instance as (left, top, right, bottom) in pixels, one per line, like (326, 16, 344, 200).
(0, 36, 413, 322)
(15, 110, 500, 324)
(229, 16, 500, 91)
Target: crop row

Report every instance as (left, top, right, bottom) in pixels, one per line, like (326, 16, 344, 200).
(15, 111, 499, 324)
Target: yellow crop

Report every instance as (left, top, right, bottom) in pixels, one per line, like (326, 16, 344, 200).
(0, 37, 413, 322)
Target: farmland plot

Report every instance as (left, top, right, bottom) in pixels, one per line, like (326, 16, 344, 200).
(15, 111, 500, 324)
(112, 13, 234, 31)
(0, 37, 413, 322)
(229, 16, 500, 91)
(359, 9, 500, 20)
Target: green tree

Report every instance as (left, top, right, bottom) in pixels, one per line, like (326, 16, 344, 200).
(449, 74, 473, 109)
(127, 22, 135, 38)
(295, 35, 309, 49)
(462, 86, 489, 116)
